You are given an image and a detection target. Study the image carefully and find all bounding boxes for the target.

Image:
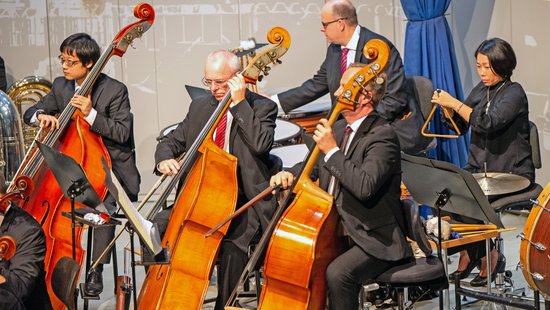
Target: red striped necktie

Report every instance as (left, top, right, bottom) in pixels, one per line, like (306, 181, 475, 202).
(215, 112, 228, 148)
(341, 47, 349, 74)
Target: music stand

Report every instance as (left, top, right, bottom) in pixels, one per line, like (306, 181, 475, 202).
(184, 85, 210, 100)
(37, 141, 108, 260)
(401, 153, 503, 229)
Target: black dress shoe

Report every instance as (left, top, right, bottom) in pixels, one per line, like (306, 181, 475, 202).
(84, 268, 103, 296)
(470, 253, 506, 287)
(449, 259, 478, 281)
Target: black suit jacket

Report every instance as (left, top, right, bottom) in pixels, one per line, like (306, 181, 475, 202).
(155, 90, 278, 252)
(291, 113, 412, 262)
(0, 205, 52, 310)
(278, 26, 432, 155)
(23, 74, 141, 202)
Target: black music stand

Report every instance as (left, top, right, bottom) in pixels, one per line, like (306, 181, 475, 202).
(185, 85, 210, 100)
(401, 154, 508, 310)
(401, 153, 503, 229)
(37, 141, 107, 260)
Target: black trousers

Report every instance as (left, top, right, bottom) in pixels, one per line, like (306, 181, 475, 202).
(91, 194, 117, 265)
(214, 242, 247, 310)
(326, 245, 393, 310)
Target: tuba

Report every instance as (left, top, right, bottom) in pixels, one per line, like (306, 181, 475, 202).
(7, 76, 52, 149)
(0, 90, 25, 185)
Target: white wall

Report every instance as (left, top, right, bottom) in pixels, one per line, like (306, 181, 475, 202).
(0, 0, 548, 198)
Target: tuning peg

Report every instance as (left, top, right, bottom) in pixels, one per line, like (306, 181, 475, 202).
(258, 75, 264, 82)
(276, 59, 282, 64)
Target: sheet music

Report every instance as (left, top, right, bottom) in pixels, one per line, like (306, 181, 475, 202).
(102, 159, 163, 255)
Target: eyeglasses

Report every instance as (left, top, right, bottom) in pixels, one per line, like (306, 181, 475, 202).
(58, 55, 81, 67)
(321, 17, 348, 29)
(201, 77, 231, 88)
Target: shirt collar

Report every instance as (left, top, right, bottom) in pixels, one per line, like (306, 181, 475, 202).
(348, 114, 368, 132)
(342, 25, 361, 51)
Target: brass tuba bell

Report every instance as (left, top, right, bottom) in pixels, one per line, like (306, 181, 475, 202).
(7, 76, 52, 149)
(0, 90, 25, 185)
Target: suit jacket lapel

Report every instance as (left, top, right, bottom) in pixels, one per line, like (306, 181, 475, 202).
(355, 27, 368, 63)
(62, 79, 76, 106)
(346, 113, 377, 156)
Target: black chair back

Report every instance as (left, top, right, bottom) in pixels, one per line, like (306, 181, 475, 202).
(409, 76, 434, 121)
(529, 121, 541, 169)
(402, 198, 433, 256)
(51, 256, 80, 310)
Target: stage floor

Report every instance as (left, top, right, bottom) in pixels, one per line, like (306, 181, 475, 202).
(81, 205, 544, 310)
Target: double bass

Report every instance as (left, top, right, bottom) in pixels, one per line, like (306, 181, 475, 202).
(7, 4, 154, 308)
(137, 27, 290, 309)
(256, 39, 390, 309)
(519, 182, 550, 299)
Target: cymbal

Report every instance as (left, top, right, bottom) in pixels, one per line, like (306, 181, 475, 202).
(473, 172, 530, 196)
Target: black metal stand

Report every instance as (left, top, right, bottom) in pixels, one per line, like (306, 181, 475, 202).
(434, 188, 451, 310)
(454, 273, 544, 309)
(67, 181, 84, 261)
(126, 223, 138, 310)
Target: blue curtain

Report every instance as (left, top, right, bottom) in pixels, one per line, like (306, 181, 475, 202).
(401, 0, 469, 167)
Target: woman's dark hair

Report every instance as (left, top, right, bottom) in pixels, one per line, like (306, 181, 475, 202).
(475, 37, 516, 79)
(60, 33, 100, 67)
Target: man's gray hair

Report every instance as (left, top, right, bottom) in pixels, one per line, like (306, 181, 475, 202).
(206, 50, 241, 73)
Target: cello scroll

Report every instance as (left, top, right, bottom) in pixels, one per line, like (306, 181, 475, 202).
(0, 236, 16, 262)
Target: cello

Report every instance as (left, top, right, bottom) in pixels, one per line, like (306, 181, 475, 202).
(255, 39, 390, 309)
(7, 4, 154, 308)
(519, 182, 550, 299)
(137, 27, 290, 309)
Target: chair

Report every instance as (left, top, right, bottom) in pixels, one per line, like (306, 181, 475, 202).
(409, 76, 435, 121)
(406, 76, 437, 155)
(490, 121, 543, 212)
(366, 199, 448, 310)
(488, 121, 543, 289)
(51, 256, 80, 310)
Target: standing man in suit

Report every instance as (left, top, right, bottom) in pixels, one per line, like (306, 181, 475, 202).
(271, 64, 413, 309)
(0, 172, 52, 310)
(153, 50, 277, 309)
(273, 0, 433, 155)
(23, 33, 141, 296)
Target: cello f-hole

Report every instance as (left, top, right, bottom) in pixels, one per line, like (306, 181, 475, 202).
(40, 200, 50, 225)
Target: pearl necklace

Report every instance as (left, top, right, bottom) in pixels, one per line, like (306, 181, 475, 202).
(485, 80, 507, 113)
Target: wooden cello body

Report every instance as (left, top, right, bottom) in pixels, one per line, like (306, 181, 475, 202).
(258, 39, 390, 309)
(7, 5, 154, 308)
(519, 182, 550, 298)
(137, 27, 290, 309)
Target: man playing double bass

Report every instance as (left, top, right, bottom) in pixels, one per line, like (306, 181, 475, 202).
(23, 33, 141, 297)
(271, 64, 413, 310)
(0, 172, 52, 310)
(152, 50, 277, 309)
